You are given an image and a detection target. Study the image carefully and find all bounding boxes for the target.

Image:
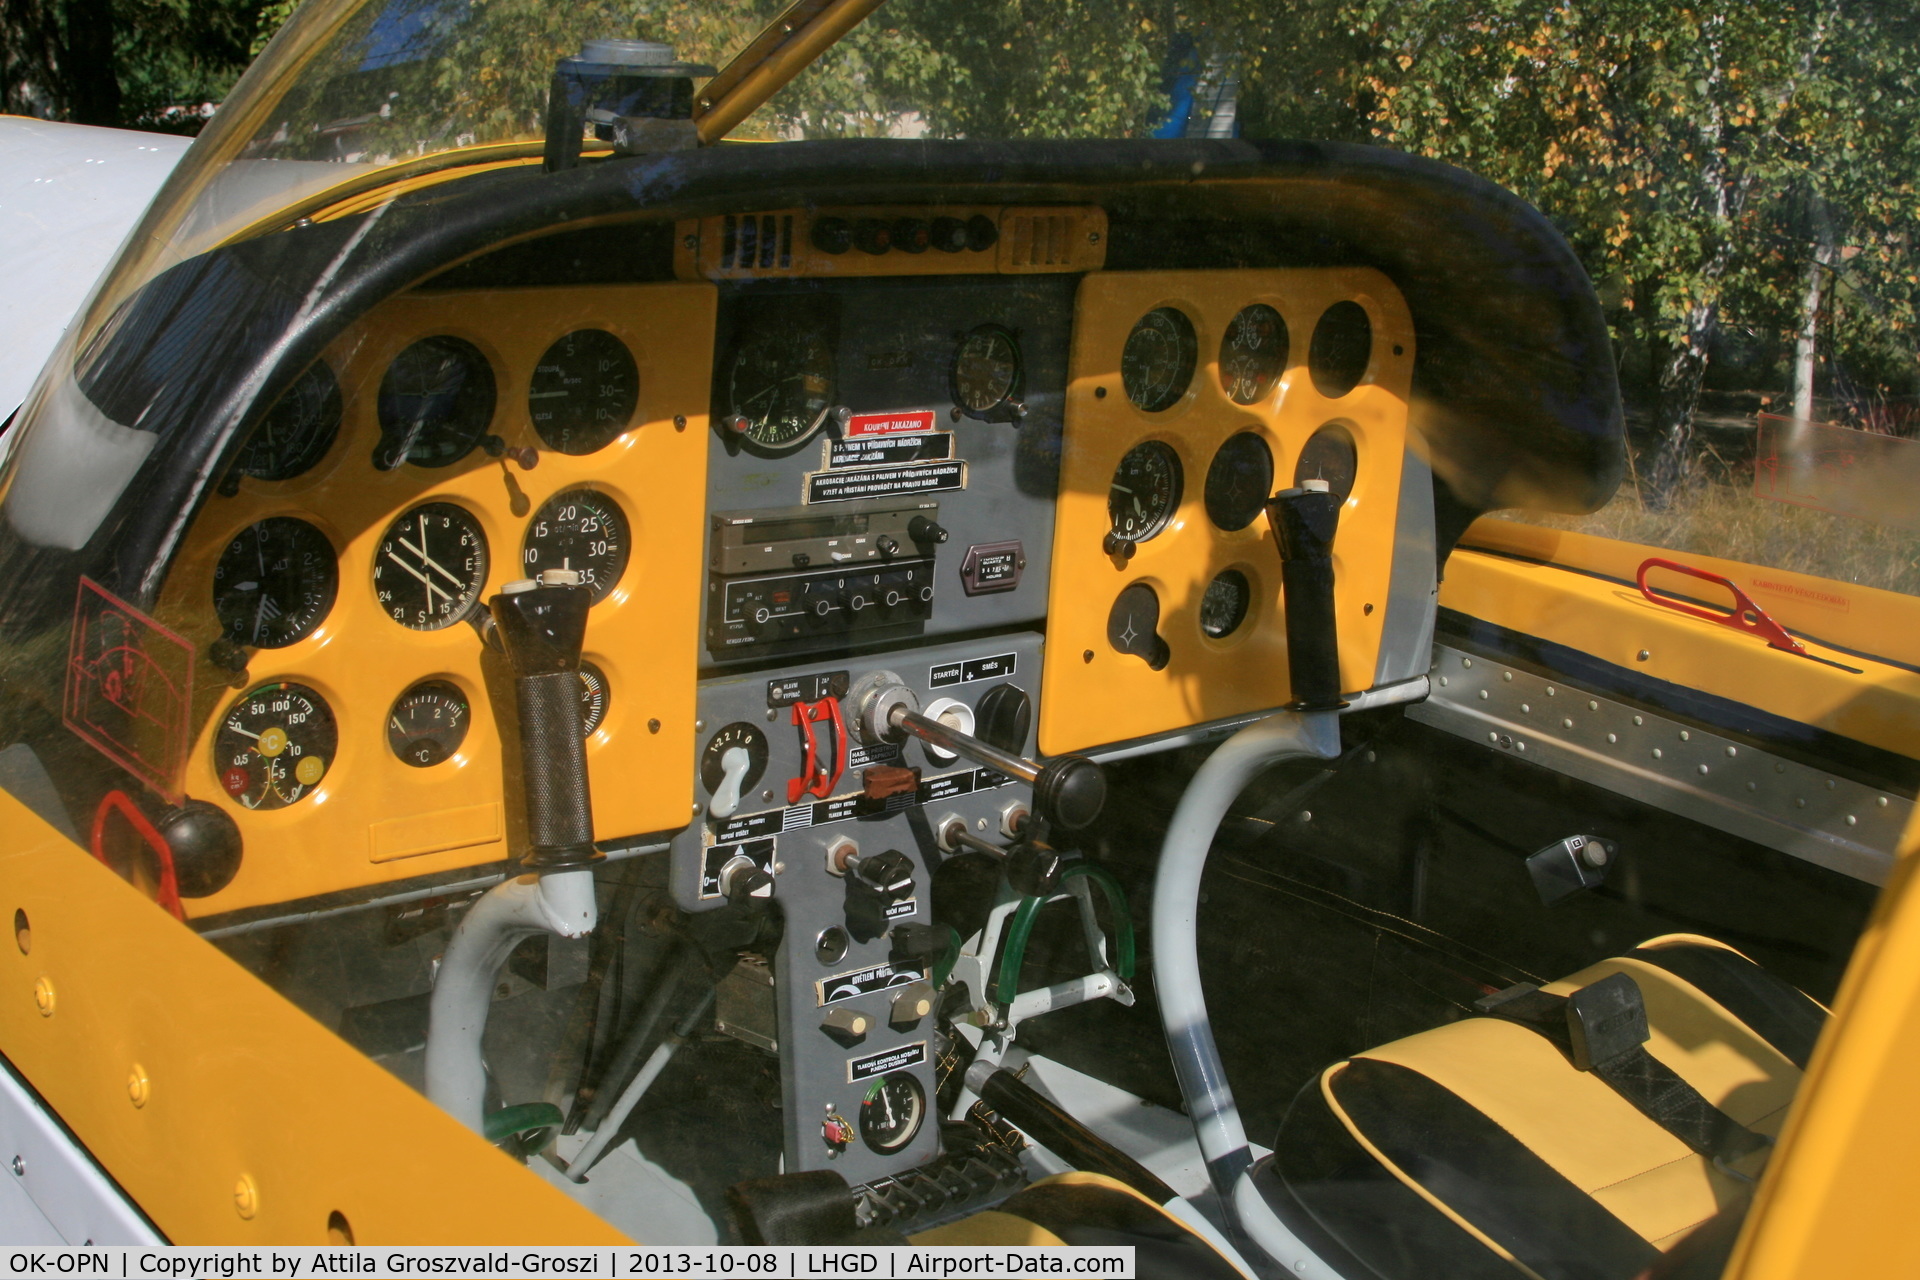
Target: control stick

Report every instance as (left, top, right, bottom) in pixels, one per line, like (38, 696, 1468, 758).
(1266, 482, 1348, 712)
(850, 674, 1106, 830)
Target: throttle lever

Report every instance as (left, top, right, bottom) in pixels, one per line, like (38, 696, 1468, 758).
(893, 704, 1104, 830)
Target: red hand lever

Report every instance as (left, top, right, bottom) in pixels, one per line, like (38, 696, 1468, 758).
(787, 697, 848, 804)
(91, 790, 185, 920)
(1635, 558, 1807, 655)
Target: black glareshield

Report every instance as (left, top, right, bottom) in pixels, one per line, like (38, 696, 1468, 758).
(1266, 487, 1348, 712)
(490, 582, 597, 869)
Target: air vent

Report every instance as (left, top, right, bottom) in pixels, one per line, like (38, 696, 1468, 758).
(996, 207, 1106, 273)
(678, 206, 1105, 279)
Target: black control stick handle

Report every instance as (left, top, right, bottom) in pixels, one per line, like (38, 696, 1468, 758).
(490, 572, 597, 869)
(891, 706, 1106, 830)
(1267, 484, 1348, 712)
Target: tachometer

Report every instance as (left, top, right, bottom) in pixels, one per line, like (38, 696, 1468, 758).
(522, 487, 629, 605)
(211, 516, 337, 649)
(1219, 304, 1287, 405)
(231, 361, 341, 482)
(1121, 307, 1197, 412)
(388, 679, 471, 767)
(1108, 441, 1182, 543)
(529, 329, 638, 456)
(214, 682, 336, 810)
(374, 502, 489, 630)
(950, 325, 1021, 418)
(726, 326, 835, 449)
(375, 335, 496, 469)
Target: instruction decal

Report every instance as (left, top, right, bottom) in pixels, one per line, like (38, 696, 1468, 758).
(818, 961, 927, 1007)
(849, 1041, 927, 1083)
(700, 836, 776, 899)
(64, 577, 195, 802)
(829, 432, 953, 470)
(806, 460, 966, 505)
(845, 410, 937, 439)
(930, 652, 1017, 688)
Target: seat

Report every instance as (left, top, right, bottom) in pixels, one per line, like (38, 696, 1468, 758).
(1255, 934, 1828, 1280)
(913, 1172, 1247, 1278)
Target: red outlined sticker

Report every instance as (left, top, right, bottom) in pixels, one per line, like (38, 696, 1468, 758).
(845, 410, 937, 439)
(63, 577, 196, 803)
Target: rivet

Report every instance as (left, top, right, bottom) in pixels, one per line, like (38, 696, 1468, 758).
(976, 818, 988, 831)
(12, 909, 27, 955)
(1094, 386, 1108, 399)
(1633, 715, 1644, 726)
(233, 1174, 258, 1220)
(1796, 798, 1807, 809)
(1747, 782, 1758, 792)
(1515, 741, 1527, 752)
(1607, 733, 1618, 744)
(1679, 731, 1690, 741)
(1299, 810, 1313, 822)
(1879, 797, 1890, 807)
(1502, 671, 1513, 682)
(1083, 649, 1094, 663)
(1698, 765, 1710, 775)
(1826, 779, 1837, 790)
(1546, 686, 1556, 696)
(1725, 746, 1737, 757)
(1439, 676, 1449, 686)
(766, 708, 778, 721)
(691, 802, 702, 816)
(1488, 732, 1500, 743)
(694, 719, 706, 732)
(1562, 718, 1574, 729)
(1588, 700, 1599, 711)
(1462, 657, 1473, 668)
(33, 978, 53, 1017)
(127, 1065, 150, 1108)
(10, 1155, 21, 1177)
(648, 718, 662, 734)
(1846, 815, 1858, 826)
(1478, 690, 1489, 701)
(1520, 703, 1530, 714)
(1366, 751, 1377, 763)
(1652, 749, 1663, 759)
(1637, 649, 1651, 661)
(761, 789, 774, 802)
(1776, 763, 1787, 773)
(674, 414, 688, 430)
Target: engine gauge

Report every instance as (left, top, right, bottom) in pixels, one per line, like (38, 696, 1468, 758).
(374, 502, 489, 630)
(522, 487, 629, 604)
(1201, 569, 1253, 639)
(578, 660, 610, 737)
(700, 722, 769, 796)
(388, 679, 470, 767)
(1309, 301, 1373, 398)
(726, 325, 836, 449)
(1108, 441, 1182, 543)
(212, 516, 338, 649)
(375, 335, 497, 469)
(1121, 307, 1197, 412)
(1204, 431, 1275, 532)
(214, 682, 337, 811)
(859, 1071, 926, 1154)
(950, 325, 1021, 418)
(1295, 423, 1359, 502)
(1219, 304, 1288, 405)
(529, 329, 638, 456)
(231, 361, 341, 482)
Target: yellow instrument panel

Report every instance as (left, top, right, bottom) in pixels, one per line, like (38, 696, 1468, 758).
(159, 282, 716, 917)
(1040, 268, 1415, 755)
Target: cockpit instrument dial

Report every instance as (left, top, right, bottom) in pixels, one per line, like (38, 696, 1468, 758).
(726, 326, 835, 449)
(1204, 432, 1275, 532)
(1201, 569, 1252, 639)
(859, 1071, 925, 1154)
(1121, 307, 1197, 412)
(950, 325, 1021, 417)
(700, 722, 769, 798)
(521, 487, 629, 604)
(375, 336, 496, 470)
(212, 516, 337, 649)
(374, 502, 490, 630)
(1219, 304, 1288, 405)
(215, 682, 336, 811)
(231, 361, 341, 482)
(578, 660, 610, 737)
(1108, 442, 1182, 543)
(387, 680, 471, 767)
(529, 329, 638, 455)
(1294, 423, 1359, 502)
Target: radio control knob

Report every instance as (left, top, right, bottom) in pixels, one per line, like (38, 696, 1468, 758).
(848, 592, 871, 613)
(908, 516, 949, 544)
(917, 585, 934, 604)
(876, 535, 900, 557)
(884, 590, 903, 607)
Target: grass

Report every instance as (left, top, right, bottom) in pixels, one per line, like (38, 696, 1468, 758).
(1494, 464, 1920, 598)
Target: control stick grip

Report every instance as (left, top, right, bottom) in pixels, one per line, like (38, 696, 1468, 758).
(1266, 485, 1347, 712)
(491, 576, 597, 869)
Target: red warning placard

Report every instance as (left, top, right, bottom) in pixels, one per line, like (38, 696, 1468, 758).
(64, 578, 196, 802)
(845, 410, 937, 439)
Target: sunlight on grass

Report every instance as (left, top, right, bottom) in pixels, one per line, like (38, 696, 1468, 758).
(1495, 480, 1920, 598)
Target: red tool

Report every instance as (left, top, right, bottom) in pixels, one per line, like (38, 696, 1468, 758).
(91, 790, 184, 920)
(1635, 558, 1807, 655)
(788, 696, 848, 804)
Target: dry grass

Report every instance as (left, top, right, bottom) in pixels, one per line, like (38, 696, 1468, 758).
(1496, 477, 1920, 597)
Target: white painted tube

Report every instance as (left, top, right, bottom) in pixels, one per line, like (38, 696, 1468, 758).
(425, 868, 598, 1132)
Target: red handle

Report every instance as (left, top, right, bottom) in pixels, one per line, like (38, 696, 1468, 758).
(787, 697, 848, 804)
(91, 790, 184, 920)
(1636, 558, 1806, 655)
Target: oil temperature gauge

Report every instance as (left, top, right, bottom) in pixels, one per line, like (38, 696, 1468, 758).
(214, 682, 337, 810)
(388, 679, 470, 767)
(859, 1071, 925, 1154)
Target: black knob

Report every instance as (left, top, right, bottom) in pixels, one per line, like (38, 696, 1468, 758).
(908, 516, 949, 544)
(792, 551, 811, 568)
(1033, 755, 1106, 830)
(847, 591, 871, 613)
(889, 922, 942, 967)
(1103, 531, 1136, 560)
(158, 801, 243, 898)
(966, 214, 999, 252)
(812, 216, 852, 254)
(725, 863, 774, 905)
(854, 218, 892, 255)
(892, 218, 931, 253)
(856, 849, 915, 903)
(931, 217, 970, 253)
(1006, 842, 1065, 898)
(876, 534, 900, 557)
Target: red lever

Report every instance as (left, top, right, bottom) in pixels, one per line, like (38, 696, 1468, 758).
(1635, 558, 1807, 655)
(787, 697, 848, 805)
(91, 790, 184, 920)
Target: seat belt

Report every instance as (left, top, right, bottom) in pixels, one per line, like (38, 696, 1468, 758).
(1477, 973, 1772, 1172)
